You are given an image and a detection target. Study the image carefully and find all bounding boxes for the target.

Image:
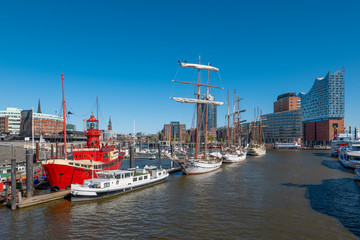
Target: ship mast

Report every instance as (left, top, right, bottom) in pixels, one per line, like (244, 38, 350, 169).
(62, 73, 67, 159)
(204, 64, 210, 158)
(233, 90, 236, 146)
(227, 90, 230, 151)
(195, 56, 201, 158)
(96, 96, 99, 130)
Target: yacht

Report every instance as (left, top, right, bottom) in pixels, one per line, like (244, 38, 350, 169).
(338, 143, 360, 168)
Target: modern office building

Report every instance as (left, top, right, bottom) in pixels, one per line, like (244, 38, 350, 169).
(0, 108, 22, 135)
(162, 121, 186, 141)
(261, 109, 303, 143)
(299, 68, 345, 145)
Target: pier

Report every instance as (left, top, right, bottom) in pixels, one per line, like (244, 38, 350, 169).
(17, 190, 70, 208)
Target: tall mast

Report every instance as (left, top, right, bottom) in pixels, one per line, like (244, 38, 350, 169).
(233, 90, 236, 146)
(62, 73, 67, 159)
(195, 55, 201, 158)
(237, 96, 240, 146)
(96, 96, 99, 129)
(227, 90, 230, 151)
(204, 64, 210, 158)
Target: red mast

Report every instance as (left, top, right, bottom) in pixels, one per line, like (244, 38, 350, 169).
(62, 73, 67, 159)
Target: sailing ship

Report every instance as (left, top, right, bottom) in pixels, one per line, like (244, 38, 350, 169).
(41, 74, 124, 191)
(223, 90, 247, 163)
(171, 58, 224, 174)
(247, 108, 266, 156)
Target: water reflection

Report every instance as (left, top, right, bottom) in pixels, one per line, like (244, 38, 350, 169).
(322, 160, 354, 173)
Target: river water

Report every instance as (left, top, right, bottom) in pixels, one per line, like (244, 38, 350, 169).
(2, 150, 360, 239)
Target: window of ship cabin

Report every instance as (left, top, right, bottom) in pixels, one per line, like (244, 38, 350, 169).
(133, 177, 137, 182)
(81, 164, 85, 167)
(116, 174, 120, 179)
(144, 176, 148, 180)
(104, 182, 110, 188)
(350, 156, 360, 160)
(69, 162, 73, 165)
(75, 163, 80, 166)
(125, 173, 131, 178)
(139, 176, 143, 180)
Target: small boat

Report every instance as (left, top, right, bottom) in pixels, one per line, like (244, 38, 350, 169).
(71, 167, 169, 202)
(330, 134, 360, 157)
(338, 143, 360, 168)
(178, 158, 223, 175)
(148, 155, 156, 160)
(247, 143, 266, 156)
(222, 153, 246, 163)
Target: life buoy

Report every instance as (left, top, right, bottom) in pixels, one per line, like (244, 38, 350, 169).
(116, 180, 119, 185)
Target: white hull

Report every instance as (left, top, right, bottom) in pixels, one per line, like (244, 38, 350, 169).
(223, 153, 246, 163)
(247, 148, 266, 156)
(339, 153, 360, 169)
(71, 168, 168, 201)
(179, 159, 222, 175)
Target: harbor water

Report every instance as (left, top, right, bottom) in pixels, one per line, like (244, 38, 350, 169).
(2, 150, 360, 239)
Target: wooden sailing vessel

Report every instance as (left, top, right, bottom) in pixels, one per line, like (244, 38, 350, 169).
(247, 107, 266, 156)
(223, 90, 247, 163)
(171, 58, 224, 174)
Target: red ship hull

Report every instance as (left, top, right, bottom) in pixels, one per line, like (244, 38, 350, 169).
(42, 158, 122, 190)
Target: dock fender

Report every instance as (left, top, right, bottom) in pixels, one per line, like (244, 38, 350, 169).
(53, 186, 60, 192)
(66, 185, 70, 190)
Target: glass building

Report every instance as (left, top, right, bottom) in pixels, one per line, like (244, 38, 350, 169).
(299, 68, 345, 122)
(201, 94, 217, 130)
(261, 109, 303, 143)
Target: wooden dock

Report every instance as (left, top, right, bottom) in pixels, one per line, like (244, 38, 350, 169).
(17, 190, 70, 208)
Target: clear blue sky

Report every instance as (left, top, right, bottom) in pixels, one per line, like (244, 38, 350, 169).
(0, 0, 359, 134)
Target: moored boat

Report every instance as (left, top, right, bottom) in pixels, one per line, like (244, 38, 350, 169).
(331, 134, 360, 157)
(171, 58, 225, 175)
(222, 152, 246, 163)
(274, 142, 302, 149)
(247, 144, 266, 156)
(338, 143, 360, 168)
(71, 167, 168, 201)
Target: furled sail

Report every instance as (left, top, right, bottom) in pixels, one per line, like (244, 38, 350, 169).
(170, 97, 224, 106)
(179, 62, 219, 72)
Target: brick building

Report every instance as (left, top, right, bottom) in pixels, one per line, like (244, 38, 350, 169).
(0, 117, 9, 133)
(162, 121, 186, 141)
(274, 92, 301, 113)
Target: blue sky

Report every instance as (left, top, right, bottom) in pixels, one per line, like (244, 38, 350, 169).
(0, 0, 359, 134)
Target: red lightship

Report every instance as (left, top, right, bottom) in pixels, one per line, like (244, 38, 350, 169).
(41, 74, 123, 191)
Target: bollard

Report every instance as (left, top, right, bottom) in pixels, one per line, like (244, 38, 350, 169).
(11, 159, 16, 210)
(130, 144, 134, 168)
(26, 149, 34, 198)
(51, 144, 54, 158)
(56, 142, 59, 158)
(170, 143, 174, 168)
(157, 142, 161, 161)
(35, 142, 39, 162)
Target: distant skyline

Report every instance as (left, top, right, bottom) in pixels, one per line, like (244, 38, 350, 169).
(1, 0, 359, 134)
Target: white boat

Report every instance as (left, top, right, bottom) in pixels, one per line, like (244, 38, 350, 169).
(171, 58, 224, 175)
(178, 158, 222, 175)
(148, 155, 156, 160)
(222, 152, 246, 163)
(274, 142, 302, 149)
(247, 144, 266, 156)
(71, 166, 168, 201)
(331, 134, 360, 157)
(338, 143, 360, 168)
